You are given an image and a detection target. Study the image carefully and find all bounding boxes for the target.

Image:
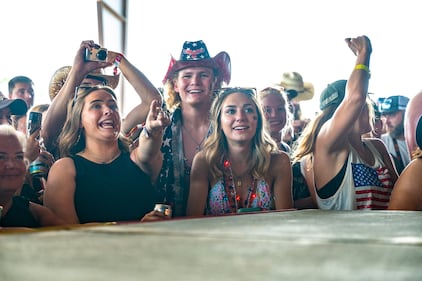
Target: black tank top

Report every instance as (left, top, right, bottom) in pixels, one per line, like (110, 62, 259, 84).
(72, 153, 159, 223)
(0, 196, 40, 227)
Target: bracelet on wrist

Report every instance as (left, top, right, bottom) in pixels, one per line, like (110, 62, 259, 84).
(355, 64, 371, 78)
(113, 53, 123, 76)
(125, 124, 143, 142)
(141, 123, 162, 139)
(142, 124, 151, 139)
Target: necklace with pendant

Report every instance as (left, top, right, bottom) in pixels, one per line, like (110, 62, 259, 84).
(236, 178, 242, 189)
(183, 125, 207, 151)
(223, 158, 257, 213)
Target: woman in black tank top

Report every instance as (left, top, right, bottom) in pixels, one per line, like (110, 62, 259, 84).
(44, 85, 171, 224)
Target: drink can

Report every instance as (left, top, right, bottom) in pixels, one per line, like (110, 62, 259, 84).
(153, 203, 172, 217)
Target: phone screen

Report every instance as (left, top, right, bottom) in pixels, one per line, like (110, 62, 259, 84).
(27, 112, 42, 136)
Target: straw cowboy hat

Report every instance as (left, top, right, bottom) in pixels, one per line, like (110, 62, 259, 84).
(162, 40, 231, 86)
(49, 66, 120, 101)
(277, 72, 314, 102)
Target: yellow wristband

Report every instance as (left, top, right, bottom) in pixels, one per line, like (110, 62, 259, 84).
(355, 64, 371, 78)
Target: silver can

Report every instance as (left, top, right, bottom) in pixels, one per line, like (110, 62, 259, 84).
(153, 204, 172, 217)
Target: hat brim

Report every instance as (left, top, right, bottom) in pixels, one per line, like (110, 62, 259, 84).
(292, 82, 314, 102)
(162, 51, 231, 86)
(49, 66, 120, 101)
(275, 82, 314, 102)
(86, 73, 120, 89)
(0, 99, 28, 115)
(49, 66, 71, 101)
(170, 59, 219, 75)
(380, 109, 399, 114)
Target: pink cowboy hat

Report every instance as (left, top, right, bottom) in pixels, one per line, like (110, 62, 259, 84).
(162, 40, 231, 87)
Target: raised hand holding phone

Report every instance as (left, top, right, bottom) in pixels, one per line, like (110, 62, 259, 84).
(27, 111, 42, 136)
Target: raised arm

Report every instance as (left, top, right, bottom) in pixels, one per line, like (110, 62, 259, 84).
(317, 36, 372, 151)
(132, 99, 169, 183)
(42, 41, 110, 154)
(114, 53, 163, 134)
(313, 36, 372, 190)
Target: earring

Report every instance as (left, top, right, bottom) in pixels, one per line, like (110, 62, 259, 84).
(76, 130, 81, 144)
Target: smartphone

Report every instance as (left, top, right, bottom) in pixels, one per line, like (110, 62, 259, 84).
(27, 111, 42, 136)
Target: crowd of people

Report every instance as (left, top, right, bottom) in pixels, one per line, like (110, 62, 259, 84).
(1, 35, 421, 229)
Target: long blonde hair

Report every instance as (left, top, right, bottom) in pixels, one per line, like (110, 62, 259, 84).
(203, 88, 278, 179)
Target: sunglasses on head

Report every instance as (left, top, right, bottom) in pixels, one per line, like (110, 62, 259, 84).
(73, 85, 94, 106)
(216, 87, 257, 98)
(72, 84, 114, 106)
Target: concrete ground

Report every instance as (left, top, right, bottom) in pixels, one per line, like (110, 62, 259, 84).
(1, 209, 422, 281)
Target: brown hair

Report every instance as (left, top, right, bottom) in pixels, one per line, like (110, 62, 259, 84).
(58, 85, 130, 157)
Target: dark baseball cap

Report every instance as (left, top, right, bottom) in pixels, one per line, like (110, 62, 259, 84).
(0, 98, 28, 115)
(369, 98, 381, 118)
(319, 80, 347, 110)
(378, 95, 409, 114)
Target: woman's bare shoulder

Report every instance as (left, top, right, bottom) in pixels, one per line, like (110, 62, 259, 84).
(270, 151, 292, 169)
(48, 157, 76, 178)
(50, 157, 74, 169)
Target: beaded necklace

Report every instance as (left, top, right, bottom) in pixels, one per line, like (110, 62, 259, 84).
(223, 159, 257, 213)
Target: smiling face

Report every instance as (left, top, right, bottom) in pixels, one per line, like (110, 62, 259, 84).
(174, 67, 215, 106)
(220, 92, 258, 144)
(261, 93, 287, 135)
(80, 89, 121, 142)
(0, 131, 26, 199)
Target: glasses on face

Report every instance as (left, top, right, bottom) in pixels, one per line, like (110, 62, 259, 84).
(216, 87, 257, 98)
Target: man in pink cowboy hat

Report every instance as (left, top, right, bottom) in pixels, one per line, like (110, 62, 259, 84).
(152, 40, 231, 217)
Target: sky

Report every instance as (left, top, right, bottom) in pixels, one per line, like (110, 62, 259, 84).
(1, 0, 421, 118)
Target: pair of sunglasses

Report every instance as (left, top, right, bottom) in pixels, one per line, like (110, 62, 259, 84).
(215, 87, 257, 98)
(72, 84, 114, 106)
